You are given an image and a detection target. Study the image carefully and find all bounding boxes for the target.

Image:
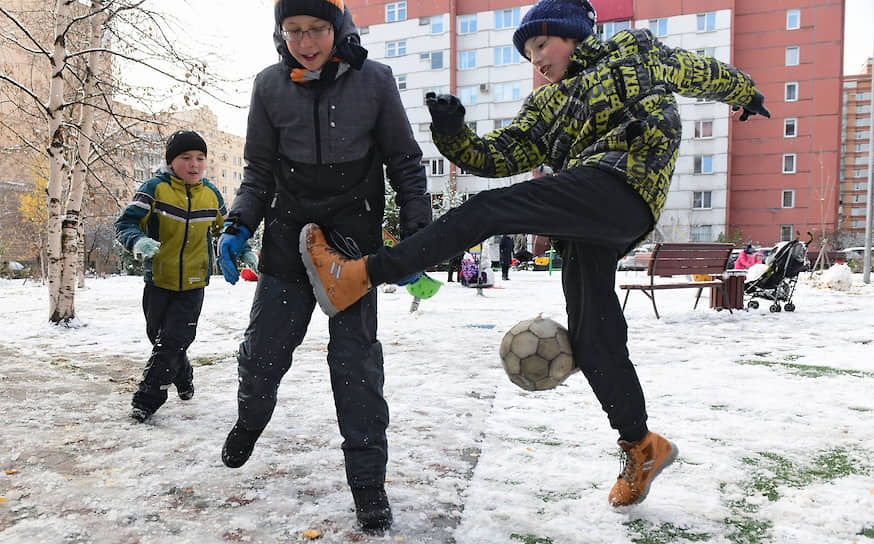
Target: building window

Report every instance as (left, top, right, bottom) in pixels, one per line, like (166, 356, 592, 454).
(696, 12, 716, 32)
(694, 120, 713, 139)
(783, 154, 796, 173)
(423, 158, 445, 176)
(649, 18, 668, 37)
(494, 118, 513, 129)
(385, 1, 406, 22)
(459, 86, 478, 105)
(855, 143, 870, 152)
(785, 82, 798, 101)
(458, 50, 476, 70)
(360, 26, 369, 35)
(421, 51, 444, 69)
(693, 155, 713, 174)
(693, 191, 712, 209)
(459, 14, 477, 34)
(694, 47, 716, 58)
(780, 225, 794, 241)
(690, 225, 712, 242)
(387, 41, 406, 57)
(786, 9, 800, 30)
(495, 8, 520, 29)
(784, 118, 797, 137)
(494, 46, 521, 65)
(597, 20, 630, 40)
(782, 190, 795, 208)
(493, 81, 521, 102)
(857, 130, 870, 139)
(786, 46, 800, 66)
(430, 15, 443, 33)
(396, 75, 406, 90)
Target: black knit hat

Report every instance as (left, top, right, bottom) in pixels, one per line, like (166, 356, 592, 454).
(165, 130, 207, 164)
(513, 0, 597, 59)
(275, 0, 345, 32)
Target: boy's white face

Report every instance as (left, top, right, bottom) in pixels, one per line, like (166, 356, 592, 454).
(524, 35, 578, 83)
(169, 151, 207, 185)
(282, 15, 335, 72)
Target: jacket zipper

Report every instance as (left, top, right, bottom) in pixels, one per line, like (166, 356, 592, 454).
(179, 184, 192, 290)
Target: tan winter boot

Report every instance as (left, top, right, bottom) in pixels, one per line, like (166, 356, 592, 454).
(299, 223, 370, 317)
(608, 431, 678, 507)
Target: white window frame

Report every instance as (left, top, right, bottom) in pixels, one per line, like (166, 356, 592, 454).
(423, 158, 445, 176)
(696, 12, 716, 32)
(785, 81, 798, 101)
(385, 1, 407, 22)
(459, 14, 477, 34)
(694, 120, 714, 139)
(780, 225, 794, 242)
(694, 155, 713, 174)
(690, 225, 713, 242)
(386, 41, 406, 57)
(783, 154, 796, 174)
(430, 15, 443, 34)
(597, 20, 630, 40)
(693, 191, 712, 209)
(493, 81, 521, 102)
(458, 50, 476, 70)
(786, 46, 800, 66)
(495, 8, 520, 29)
(782, 190, 795, 208)
(786, 9, 800, 30)
(459, 86, 478, 105)
(494, 118, 513, 129)
(784, 118, 797, 138)
(396, 75, 407, 90)
(494, 46, 521, 65)
(649, 18, 668, 37)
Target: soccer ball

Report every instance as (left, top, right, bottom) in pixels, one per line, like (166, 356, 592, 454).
(499, 315, 576, 391)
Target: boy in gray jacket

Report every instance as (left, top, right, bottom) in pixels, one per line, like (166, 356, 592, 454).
(217, 0, 432, 532)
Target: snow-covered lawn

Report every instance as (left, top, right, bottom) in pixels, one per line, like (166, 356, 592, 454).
(1, 271, 873, 543)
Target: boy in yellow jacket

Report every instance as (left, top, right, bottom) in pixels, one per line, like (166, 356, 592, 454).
(116, 130, 228, 422)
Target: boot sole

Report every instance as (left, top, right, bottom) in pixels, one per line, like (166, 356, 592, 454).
(299, 224, 340, 318)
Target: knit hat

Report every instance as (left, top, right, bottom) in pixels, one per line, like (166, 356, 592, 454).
(744, 244, 753, 255)
(512, 0, 597, 59)
(165, 130, 207, 164)
(275, 0, 345, 32)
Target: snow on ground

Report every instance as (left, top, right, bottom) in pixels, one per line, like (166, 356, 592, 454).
(1, 270, 873, 543)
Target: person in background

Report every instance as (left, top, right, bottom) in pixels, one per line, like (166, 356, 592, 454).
(215, 0, 431, 532)
(300, 0, 770, 510)
(499, 234, 514, 280)
(115, 130, 226, 423)
(735, 244, 758, 270)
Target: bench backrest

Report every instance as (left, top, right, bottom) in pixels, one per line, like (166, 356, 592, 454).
(646, 243, 733, 277)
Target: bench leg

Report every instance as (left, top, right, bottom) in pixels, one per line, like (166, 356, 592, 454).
(622, 289, 630, 312)
(694, 287, 703, 309)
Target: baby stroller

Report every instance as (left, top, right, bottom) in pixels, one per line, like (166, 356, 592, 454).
(744, 236, 811, 312)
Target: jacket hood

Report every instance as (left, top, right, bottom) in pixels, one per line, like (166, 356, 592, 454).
(272, 6, 363, 70)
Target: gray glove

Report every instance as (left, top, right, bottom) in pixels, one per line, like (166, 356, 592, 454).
(133, 237, 161, 261)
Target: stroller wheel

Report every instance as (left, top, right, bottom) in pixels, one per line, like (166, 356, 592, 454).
(748, 300, 759, 310)
(769, 303, 781, 313)
(784, 302, 795, 312)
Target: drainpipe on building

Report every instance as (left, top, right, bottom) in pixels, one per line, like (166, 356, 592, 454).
(447, 0, 458, 196)
(864, 58, 873, 284)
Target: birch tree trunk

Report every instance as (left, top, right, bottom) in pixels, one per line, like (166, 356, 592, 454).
(53, 0, 105, 320)
(46, 0, 71, 324)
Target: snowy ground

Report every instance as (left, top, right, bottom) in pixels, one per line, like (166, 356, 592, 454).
(1, 269, 873, 544)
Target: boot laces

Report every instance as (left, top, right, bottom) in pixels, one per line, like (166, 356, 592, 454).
(328, 230, 362, 259)
(619, 448, 639, 484)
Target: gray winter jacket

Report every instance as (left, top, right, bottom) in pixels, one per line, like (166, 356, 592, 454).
(228, 16, 431, 281)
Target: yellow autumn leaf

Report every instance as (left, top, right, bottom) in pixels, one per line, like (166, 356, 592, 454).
(0, 498, 7, 504)
(6, 470, 18, 475)
(302, 529, 322, 539)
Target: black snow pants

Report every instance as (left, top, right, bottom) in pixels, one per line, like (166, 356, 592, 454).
(368, 167, 652, 442)
(235, 273, 389, 489)
(133, 284, 203, 411)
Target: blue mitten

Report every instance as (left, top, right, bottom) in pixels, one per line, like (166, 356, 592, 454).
(218, 225, 252, 285)
(133, 237, 161, 261)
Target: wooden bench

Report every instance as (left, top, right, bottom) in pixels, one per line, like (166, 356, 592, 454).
(620, 242, 734, 319)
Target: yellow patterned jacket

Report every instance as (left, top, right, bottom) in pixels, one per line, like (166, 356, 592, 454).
(433, 28, 757, 223)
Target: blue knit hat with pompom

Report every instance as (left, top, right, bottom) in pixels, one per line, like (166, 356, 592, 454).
(512, 0, 597, 59)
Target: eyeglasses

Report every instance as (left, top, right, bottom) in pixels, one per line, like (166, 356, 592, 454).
(280, 25, 333, 42)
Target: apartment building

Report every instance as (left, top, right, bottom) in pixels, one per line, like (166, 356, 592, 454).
(840, 58, 872, 242)
(345, 0, 844, 248)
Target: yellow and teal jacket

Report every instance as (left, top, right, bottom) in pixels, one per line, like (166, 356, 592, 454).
(116, 167, 227, 291)
(433, 28, 757, 224)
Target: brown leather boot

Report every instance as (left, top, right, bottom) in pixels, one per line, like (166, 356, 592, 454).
(299, 223, 370, 317)
(608, 431, 678, 507)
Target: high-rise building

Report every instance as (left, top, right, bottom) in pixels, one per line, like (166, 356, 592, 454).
(344, 0, 844, 248)
(840, 58, 872, 243)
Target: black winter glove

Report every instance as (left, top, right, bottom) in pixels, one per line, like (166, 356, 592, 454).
(733, 90, 771, 121)
(425, 92, 466, 136)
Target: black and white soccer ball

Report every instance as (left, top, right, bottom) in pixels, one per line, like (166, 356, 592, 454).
(499, 316, 576, 391)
